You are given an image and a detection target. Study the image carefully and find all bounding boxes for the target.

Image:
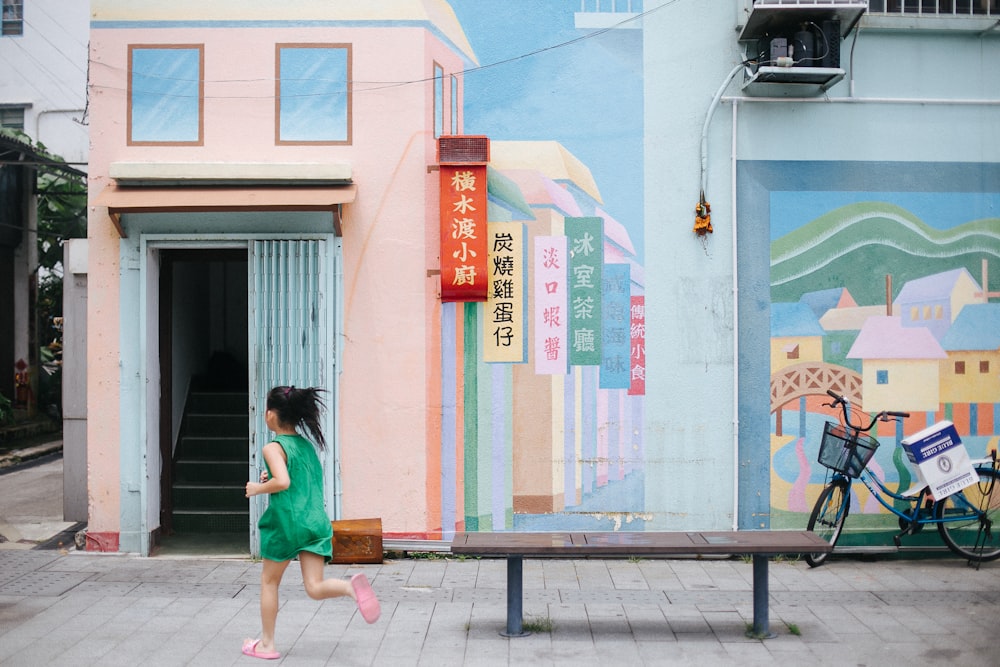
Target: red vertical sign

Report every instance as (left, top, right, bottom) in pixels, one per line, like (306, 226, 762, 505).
(440, 164, 488, 302)
(629, 295, 646, 396)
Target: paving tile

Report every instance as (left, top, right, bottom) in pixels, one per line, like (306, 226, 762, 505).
(0, 551, 998, 665)
(125, 581, 245, 598)
(0, 570, 93, 596)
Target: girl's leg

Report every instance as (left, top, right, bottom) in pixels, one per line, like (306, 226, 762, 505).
(259, 558, 290, 652)
(298, 551, 354, 600)
(299, 552, 381, 623)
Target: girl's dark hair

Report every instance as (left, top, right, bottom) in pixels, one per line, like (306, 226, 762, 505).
(266, 386, 328, 450)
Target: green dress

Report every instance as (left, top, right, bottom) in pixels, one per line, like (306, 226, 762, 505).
(258, 434, 333, 562)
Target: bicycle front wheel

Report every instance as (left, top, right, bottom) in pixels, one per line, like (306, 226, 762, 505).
(805, 478, 850, 567)
(935, 467, 1000, 562)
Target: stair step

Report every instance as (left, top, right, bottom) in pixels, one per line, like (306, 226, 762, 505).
(172, 510, 248, 534)
(173, 484, 246, 510)
(174, 460, 246, 484)
(186, 391, 249, 414)
(171, 389, 251, 534)
(175, 436, 245, 460)
(182, 414, 248, 437)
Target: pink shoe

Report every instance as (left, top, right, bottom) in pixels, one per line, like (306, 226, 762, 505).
(242, 638, 280, 660)
(350, 572, 381, 623)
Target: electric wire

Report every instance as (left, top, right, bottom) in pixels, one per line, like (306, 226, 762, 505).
(27, 0, 89, 52)
(4, 36, 87, 107)
(85, 0, 683, 101)
(20, 15, 88, 76)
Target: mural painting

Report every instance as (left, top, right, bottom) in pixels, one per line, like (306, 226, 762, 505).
(441, 2, 647, 534)
(762, 162, 1000, 545)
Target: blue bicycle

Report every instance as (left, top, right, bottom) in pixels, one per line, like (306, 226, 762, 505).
(805, 390, 1000, 567)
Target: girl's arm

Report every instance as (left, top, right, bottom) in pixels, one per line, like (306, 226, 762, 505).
(245, 442, 291, 497)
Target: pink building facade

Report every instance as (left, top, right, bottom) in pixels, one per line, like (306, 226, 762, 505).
(86, 1, 648, 555)
(88, 1, 477, 554)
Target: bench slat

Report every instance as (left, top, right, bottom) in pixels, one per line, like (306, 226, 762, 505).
(451, 531, 830, 556)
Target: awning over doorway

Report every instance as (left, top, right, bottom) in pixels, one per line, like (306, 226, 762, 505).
(94, 184, 357, 237)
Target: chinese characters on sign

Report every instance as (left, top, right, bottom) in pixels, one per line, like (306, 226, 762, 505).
(440, 165, 488, 301)
(629, 296, 646, 395)
(534, 236, 568, 374)
(566, 217, 604, 367)
(600, 264, 631, 389)
(484, 223, 526, 363)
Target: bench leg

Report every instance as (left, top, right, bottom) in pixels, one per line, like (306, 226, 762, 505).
(750, 555, 776, 639)
(500, 556, 530, 637)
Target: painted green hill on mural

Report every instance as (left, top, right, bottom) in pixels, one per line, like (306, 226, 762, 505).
(770, 201, 1000, 305)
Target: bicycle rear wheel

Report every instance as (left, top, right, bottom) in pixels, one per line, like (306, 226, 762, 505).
(805, 478, 850, 567)
(935, 467, 1000, 562)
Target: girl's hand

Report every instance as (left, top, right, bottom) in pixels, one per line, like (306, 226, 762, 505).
(259, 469, 269, 483)
(245, 481, 258, 498)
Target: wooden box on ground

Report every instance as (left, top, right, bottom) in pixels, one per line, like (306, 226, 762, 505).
(331, 518, 383, 564)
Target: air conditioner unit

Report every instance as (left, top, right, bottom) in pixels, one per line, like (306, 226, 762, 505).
(738, 0, 867, 96)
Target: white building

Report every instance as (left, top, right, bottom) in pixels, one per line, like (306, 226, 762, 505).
(0, 0, 89, 165)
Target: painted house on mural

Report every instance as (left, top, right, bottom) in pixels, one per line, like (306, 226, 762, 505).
(770, 302, 824, 372)
(940, 303, 1000, 407)
(894, 267, 983, 341)
(801, 287, 866, 371)
(80, 0, 999, 554)
(847, 316, 947, 413)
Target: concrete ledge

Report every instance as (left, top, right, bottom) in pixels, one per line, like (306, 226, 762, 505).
(0, 440, 63, 469)
(0, 420, 59, 443)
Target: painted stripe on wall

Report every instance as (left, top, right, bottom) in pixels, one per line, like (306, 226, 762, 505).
(491, 364, 514, 530)
(550, 373, 566, 508)
(440, 302, 457, 539)
(491, 363, 509, 530)
(581, 366, 596, 496)
(597, 388, 609, 487)
(462, 302, 479, 531)
(563, 371, 575, 507)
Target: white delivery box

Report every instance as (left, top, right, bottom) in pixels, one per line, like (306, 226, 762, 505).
(901, 421, 978, 500)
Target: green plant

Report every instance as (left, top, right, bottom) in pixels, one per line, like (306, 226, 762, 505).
(404, 551, 454, 560)
(771, 553, 801, 564)
(522, 615, 554, 633)
(0, 393, 13, 426)
(786, 622, 801, 636)
(3, 132, 86, 422)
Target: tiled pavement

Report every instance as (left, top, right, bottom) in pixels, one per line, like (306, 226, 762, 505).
(1, 549, 998, 666)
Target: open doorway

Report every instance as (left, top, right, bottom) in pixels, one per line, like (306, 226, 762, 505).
(156, 248, 250, 557)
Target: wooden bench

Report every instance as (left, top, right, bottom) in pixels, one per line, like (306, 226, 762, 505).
(450, 531, 831, 638)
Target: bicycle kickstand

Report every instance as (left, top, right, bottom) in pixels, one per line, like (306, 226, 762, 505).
(893, 523, 916, 548)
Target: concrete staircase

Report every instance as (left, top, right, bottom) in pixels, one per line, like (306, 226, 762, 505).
(171, 391, 248, 534)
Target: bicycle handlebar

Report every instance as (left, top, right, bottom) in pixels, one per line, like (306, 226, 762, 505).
(824, 389, 910, 432)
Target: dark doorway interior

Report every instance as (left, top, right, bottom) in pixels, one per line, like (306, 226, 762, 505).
(156, 249, 250, 557)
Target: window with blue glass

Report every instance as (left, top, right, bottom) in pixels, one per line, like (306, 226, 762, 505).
(129, 45, 203, 145)
(434, 63, 444, 138)
(278, 45, 350, 144)
(876, 369, 889, 385)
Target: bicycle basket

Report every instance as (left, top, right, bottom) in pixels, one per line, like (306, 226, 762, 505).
(818, 422, 879, 478)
